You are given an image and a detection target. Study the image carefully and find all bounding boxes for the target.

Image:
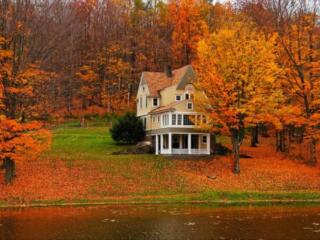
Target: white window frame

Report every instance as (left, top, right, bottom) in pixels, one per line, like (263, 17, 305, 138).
(153, 98, 159, 107)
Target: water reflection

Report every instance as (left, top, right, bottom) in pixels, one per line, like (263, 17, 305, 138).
(0, 204, 320, 240)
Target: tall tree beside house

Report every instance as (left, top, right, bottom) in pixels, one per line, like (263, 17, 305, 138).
(195, 19, 282, 174)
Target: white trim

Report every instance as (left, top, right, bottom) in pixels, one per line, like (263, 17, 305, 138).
(155, 135, 159, 155)
(188, 133, 191, 154)
(207, 133, 210, 155)
(168, 133, 172, 154)
(152, 98, 159, 107)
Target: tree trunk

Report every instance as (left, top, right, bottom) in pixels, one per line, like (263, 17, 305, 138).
(251, 125, 258, 147)
(210, 134, 217, 154)
(308, 138, 317, 165)
(276, 130, 280, 152)
(4, 157, 16, 184)
(231, 130, 240, 174)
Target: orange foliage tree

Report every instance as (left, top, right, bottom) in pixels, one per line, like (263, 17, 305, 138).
(169, 0, 209, 66)
(277, 13, 320, 164)
(0, 35, 51, 184)
(0, 117, 51, 184)
(195, 19, 282, 173)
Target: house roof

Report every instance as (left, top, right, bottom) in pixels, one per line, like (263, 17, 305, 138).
(150, 101, 182, 114)
(142, 65, 194, 97)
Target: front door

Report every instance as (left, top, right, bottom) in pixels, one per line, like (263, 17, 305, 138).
(191, 135, 199, 149)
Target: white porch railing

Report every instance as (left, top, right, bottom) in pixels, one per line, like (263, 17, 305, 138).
(172, 148, 189, 154)
(162, 148, 208, 155)
(190, 149, 208, 155)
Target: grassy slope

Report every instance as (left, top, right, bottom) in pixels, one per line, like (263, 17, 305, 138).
(1, 124, 320, 206)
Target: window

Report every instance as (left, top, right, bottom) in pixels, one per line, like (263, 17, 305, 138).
(145, 96, 148, 108)
(177, 114, 182, 125)
(183, 115, 195, 125)
(187, 102, 193, 110)
(143, 117, 147, 130)
(140, 97, 142, 108)
(162, 114, 169, 126)
(157, 116, 160, 123)
(153, 98, 158, 107)
(202, 135, 207, 144)
(185, 93, 190, 100)
(172, 114, 177, 125)
(176, 95, 181, 101)
(152, 116, 156, 123)
(142, 86, 145, 91)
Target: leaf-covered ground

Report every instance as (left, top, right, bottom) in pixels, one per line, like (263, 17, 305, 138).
(0, 126, 319, 205)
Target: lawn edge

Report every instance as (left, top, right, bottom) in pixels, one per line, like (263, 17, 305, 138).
(2, 191, 320, 208)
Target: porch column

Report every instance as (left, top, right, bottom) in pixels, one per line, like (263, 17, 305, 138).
(160, 134, 163, 154)
(207, 133, 210, 155)
(188, 133, 191, 154)
(155, 135, 159, 155)
(168, 133, 172, 154)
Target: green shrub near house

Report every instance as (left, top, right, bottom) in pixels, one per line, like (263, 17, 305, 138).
(110, 112, 145, 145)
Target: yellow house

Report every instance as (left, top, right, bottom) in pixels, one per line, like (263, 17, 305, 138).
(136, 65, 211, 155)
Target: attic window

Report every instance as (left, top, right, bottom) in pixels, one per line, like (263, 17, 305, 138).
(185, 93, 190, 100)
(176, 95, 181, 101)
(153, 98, 159, 107)
(142, 86, 145, 91)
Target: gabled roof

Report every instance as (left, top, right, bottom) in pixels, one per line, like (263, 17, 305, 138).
(141, 65, 195, 97)
(150, 101, 183, 114)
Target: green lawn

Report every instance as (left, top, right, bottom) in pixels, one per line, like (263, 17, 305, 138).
(46, 126, 121, 161)
(22, 123, 320, 206)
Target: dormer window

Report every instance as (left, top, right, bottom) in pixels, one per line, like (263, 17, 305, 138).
(185, 93, 190, 100)
(176, 95, 182, 101)
(153, 98, 159, 107)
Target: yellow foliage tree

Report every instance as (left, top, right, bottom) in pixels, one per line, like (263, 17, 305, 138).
(195, 19, 282, 173)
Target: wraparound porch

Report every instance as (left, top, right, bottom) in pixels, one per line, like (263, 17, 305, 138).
(152, 133, 211, 155)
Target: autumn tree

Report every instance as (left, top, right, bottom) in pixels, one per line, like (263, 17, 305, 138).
(0, 35, 51, 184)
(195, 19, 282, 173)
(276, 9, 320, 164)
(169, 0, 209, 66)
(0, 117, 51, 184)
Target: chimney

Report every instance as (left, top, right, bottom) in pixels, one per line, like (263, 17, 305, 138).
(164, 64, 173, 78)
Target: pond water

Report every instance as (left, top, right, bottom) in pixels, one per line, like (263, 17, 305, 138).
(1, 204, 320, 240)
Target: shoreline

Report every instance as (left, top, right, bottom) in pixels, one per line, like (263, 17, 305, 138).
(2, 191, 320, 208)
